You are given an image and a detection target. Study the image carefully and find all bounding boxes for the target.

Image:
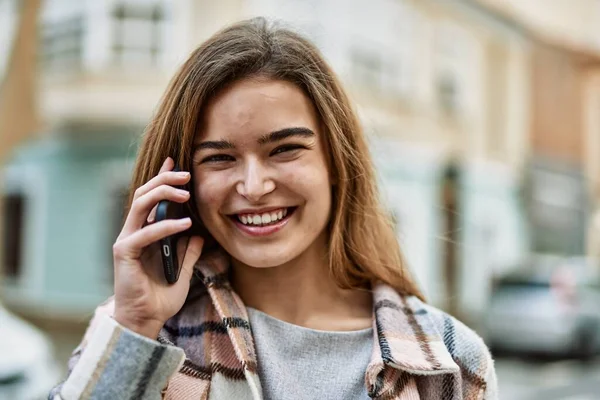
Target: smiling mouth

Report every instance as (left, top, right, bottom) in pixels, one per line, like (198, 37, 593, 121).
(230, 207, 296, 227)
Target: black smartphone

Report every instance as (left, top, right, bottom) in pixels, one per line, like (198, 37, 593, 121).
(154, 166, 193, 284)
(155, 197, 191, 284)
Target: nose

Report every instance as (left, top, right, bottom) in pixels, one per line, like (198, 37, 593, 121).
(235, 159, 275, 202)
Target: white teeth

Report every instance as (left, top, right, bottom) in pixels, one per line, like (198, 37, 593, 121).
(261, 213, 271, 224)
(238, 208, 290, 225)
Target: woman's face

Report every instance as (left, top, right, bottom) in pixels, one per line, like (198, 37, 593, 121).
(192, 78, 333, 268)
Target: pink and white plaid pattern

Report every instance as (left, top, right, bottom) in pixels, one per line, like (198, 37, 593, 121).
(61, 249, 497, 399)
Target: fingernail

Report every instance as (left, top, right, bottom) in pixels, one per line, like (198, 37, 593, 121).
(180, 217, 191, 225)
(177, 171, 190, 178)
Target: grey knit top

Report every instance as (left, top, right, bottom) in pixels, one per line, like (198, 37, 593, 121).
(247, 307, 373, 400)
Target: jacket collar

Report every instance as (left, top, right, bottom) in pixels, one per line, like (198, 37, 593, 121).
(194, 251, 458, 398)
(368, 282, 459, 375)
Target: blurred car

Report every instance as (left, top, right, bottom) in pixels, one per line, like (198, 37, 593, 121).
(485, 257, 600, 359)
(0, 303, 60, 400)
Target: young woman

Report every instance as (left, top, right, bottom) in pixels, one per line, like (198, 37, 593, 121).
(50, 18, 497, 400)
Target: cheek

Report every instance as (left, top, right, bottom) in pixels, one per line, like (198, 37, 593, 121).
(193, 172, 229, 216)
(279, 158, 331, 196)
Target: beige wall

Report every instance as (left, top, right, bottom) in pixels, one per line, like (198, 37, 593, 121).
(477, 0, 600, 55)
(584, 70, 600, 260)
(530, 44, 586, 165)
(378, 0, 531, 172)
(479, 36, 530, 170)
(584, 70, 600, 197)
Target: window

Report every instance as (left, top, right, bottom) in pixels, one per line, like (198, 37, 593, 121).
(437, 72, 460, 114)
(350, 45, 414, 99)
(112, 0, 165, 66)
(434, 21, 475, 116)
(41, 14, 84, 69)
(528, 167, 586, 255)
(347, 2, 417, 99)
(2, 194, 26, 279)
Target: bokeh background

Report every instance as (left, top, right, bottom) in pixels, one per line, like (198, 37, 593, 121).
(1, 0, 600, 399)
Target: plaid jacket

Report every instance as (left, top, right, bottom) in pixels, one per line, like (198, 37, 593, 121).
(50, 251, 497, 399)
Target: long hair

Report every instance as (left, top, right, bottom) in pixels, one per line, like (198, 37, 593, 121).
(129, 17, 424, 300)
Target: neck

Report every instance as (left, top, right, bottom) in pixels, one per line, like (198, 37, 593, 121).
(231, 236, 372, 331)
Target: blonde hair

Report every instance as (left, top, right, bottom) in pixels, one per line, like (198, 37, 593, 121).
(129, 18, 424, 300)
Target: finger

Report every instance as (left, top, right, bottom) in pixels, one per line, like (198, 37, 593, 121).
(136, 157, 173, 204)
(122, 184, 190, 235)
(145, 170, 191, 224)
(132, 156, 179, 203)
(115, 218, 192, 260)
(159, 157, 174, 174)
(178, 236, 204, 283)
(147, 207, 157, 224)
(134, 169, 190, 205)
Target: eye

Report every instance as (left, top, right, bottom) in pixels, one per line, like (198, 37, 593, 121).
(270, 144, 306, 156)
(200, 154, 235, 164)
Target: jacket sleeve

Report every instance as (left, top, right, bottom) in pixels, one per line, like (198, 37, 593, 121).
(48, 299, 185, 400)
(482, 358, 498, 400)
(421, 301, 499, 400)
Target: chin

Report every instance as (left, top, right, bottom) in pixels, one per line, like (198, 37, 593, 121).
(229, 245, 298, 269)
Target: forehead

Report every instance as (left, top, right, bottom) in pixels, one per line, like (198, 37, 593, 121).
(199, 78, 320, 140)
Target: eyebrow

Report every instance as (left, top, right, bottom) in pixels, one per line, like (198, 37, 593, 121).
(257, 127, 315, 145)
(194, 127, 315, 151)
(194, 140, 235, 151)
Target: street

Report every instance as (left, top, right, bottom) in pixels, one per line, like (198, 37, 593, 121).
(497, 355, 600, 400)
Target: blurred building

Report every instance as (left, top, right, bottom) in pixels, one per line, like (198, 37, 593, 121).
(0, 0, 176, 319)
(486, 0, 600, 265)
(481, 0, 600, 267)
(1, 0, 600, 329)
